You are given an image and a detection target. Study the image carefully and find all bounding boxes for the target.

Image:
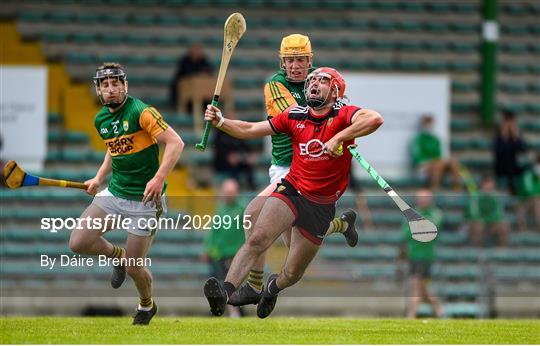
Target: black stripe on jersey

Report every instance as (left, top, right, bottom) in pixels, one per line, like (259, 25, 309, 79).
(273, 82, 292, 111)
(288, 107, 338, 124)
(148, 107, 165, 123)
(287, 106, 309, 121)
(331, 100, 361, 125)
(347, 106, 361, 125)
(333, 100, 346, 110)
(290, 106, 309, 113)
(267, 82, 280, 111)
(147, 107, 168, 131)
(288, 113, 308, 121)
(268, 119, 280, 134)
(150, 109, 168, 130)
(269, 82, 289, 112)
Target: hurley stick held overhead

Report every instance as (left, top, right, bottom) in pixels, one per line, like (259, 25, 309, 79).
(195, 12, 247, 151)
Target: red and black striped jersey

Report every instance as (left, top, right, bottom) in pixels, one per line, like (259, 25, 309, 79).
(269, 102, 360, 204)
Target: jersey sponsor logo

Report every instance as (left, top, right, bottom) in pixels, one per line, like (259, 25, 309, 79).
(299, 139, 326, 158)
(103, 130, 155, 157)
(105, 136, 135, 155)
(296, 123, 305, 129)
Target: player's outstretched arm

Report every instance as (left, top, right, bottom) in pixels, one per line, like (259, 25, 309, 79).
(85, 151, 112, 195)
(204, 104, 274, 140)
(324, 109, 383, 157)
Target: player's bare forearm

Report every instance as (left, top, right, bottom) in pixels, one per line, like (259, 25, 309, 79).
(142, 128, 183, 203)
(205, 105, 274, 139)
(85, 152, 112, 194)
(95, 151, 112, 183)
(155, 128, 184, 180)
(220, 118, 274, 140)
(335, 109, 384, 142)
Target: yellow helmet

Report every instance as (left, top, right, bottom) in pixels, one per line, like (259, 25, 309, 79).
(279, 34, 313, 59)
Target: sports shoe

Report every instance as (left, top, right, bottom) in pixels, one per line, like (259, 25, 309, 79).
(340, 208, 358, 247)
(203, 277, 227, 317)
(228, 282, 263, 306)
(132, 302, 157, 325)
(256, 274, 279, 319)
(110, 263, 126, 289)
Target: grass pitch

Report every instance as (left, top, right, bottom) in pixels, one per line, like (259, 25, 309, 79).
(1, 317, 538, 344)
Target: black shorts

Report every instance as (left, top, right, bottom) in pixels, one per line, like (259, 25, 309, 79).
(270, 179, 335, 245)
(409, 260, 432, 279)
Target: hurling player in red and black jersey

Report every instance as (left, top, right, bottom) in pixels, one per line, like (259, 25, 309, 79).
(202, 67, 384, 318)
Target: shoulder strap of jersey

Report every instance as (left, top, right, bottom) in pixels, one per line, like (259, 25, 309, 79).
(333, 100, 346, 110)
(287, 106, 309, 121)
(290, 105, 309, 113)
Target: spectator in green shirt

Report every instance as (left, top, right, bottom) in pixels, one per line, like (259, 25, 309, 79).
(410, 115, 461, 191)
(401, 189, 444, 318)
(516, 153, 540, 231)
(465, 175, 509, 246)
(203, 179, 246, 317)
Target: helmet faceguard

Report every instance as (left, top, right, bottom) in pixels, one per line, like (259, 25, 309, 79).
(279, 34, 313, 82)
(304, 67, 346, 110)
(93, 64, 128, 108)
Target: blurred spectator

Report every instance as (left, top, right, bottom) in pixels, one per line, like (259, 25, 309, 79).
(493, 111, 528, 195)
(401, 189, 444, 318)
(170, 43, 214, 111)
(465, 175, 509, 247)
(202, 179, 246, 318)
(516, 153, 540, 231)
(410, 115, 461, 191)
(213, 114, 256, 190)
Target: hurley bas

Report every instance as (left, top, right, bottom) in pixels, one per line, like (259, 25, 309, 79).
(40, 254, 151, 270)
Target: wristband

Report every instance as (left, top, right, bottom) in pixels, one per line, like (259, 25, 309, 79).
(215, 110, 225, 128)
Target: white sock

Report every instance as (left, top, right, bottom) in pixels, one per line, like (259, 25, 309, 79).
(137, 303, 153, 311)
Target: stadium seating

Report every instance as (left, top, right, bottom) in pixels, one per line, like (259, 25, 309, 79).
(1, 0, 539, 318)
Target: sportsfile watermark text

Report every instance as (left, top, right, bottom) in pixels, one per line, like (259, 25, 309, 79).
(40, 214, 252, 233)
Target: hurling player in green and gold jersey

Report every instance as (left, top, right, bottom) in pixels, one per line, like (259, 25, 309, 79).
(227, 35, 359, 307)
(68, 63, 184, 325)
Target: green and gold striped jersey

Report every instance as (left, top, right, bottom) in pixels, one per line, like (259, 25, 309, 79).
(94, 96, 169, 200)
(264, 69, 308, 166)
